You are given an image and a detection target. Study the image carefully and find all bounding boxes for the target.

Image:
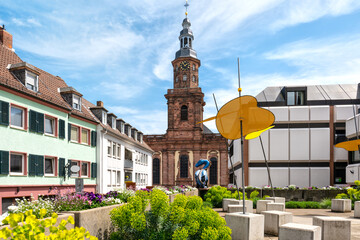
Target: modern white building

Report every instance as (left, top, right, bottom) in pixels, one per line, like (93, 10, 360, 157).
(229, 84, 359, 188)
(84, 100, 153, 193)
(345, 112, 360, 185)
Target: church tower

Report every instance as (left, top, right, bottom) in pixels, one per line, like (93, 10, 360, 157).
(144, 1, 228, 188)
(166, 6, 205, 139)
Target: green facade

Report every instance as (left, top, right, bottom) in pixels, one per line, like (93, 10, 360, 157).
(0, 89, 97, 186)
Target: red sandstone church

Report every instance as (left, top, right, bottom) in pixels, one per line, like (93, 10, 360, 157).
(144, 16, 229, 187)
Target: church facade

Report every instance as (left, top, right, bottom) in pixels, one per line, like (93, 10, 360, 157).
(144, 17, 228, 187)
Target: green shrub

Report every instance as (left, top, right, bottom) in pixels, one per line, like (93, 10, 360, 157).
(203, 201, 213, 209)
(204, 186, 233, 208)
(319, 198, 332, 209)
(285, 201, 321, 209)
(0, 209, 97, 239)
(110, 189, 231, 240)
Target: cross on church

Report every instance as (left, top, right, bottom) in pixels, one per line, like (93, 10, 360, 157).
(184, 0, 189, 17)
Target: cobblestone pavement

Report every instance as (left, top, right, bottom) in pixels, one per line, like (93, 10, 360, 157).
(215, 208, 360, 240)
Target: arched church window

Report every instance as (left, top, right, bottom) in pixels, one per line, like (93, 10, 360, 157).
(192, 75, 196, 82)
(192, 64, 196, 71)
(153, 158, 160, 184)
(176, 66, 179, 71)
(180, 155, 189, 178)
(181, 105, 188, 120)
(183, 74, 187, 81)
(189, 38, 192, 48)
(209, 157, 218, 184)
(176, 76, 179, 82)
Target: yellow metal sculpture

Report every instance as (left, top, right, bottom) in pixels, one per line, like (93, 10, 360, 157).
(199, 95, 275, 140)
(335, 139, 360, 151)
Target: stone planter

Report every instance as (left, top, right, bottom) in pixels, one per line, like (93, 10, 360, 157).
(168, 193, 179, 203)
(0, 213, 74, 234)
(64, 204, 123, 240)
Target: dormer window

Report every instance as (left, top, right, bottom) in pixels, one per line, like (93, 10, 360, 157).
(102, 111, 107, 125)
(112, 118, 116, 129)
(73, 95, 81, 110)
(285, 87, 306, 106)
(26, 71, 38, 92)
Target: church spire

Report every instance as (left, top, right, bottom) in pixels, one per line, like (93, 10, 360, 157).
(175, 0, 197, 59)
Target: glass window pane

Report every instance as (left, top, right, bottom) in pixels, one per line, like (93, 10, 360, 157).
(116, 171, 121, 185)
(81, 162, 88, 176)
(117, 146, 121, 158)
(112, 171, 116, 186)
(71, 126, 78, 141)
(287, 92, 295, 105)
(11, 107, 23, 128)
(296, 91, 305, 105)
(107, 141, 111, 155)
(113, 143, 116, 156)
(81, 129, 88, 144)
(107, 170, 112, 186)
(10, 154, 22, 173)
(45, 117, 54, 135)
(45, 158, 54, 174)
(183, 75, 187, 81)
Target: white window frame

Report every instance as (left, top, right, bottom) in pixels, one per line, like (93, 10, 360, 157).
(107, 170, 112, 187)
(44, 115, 56, 136)
(107, 140, 112, 157)
(44, 157, 56, 176)
(102, 111, 107, 125)
(116, 171, 121, 186)
(25, 71, 38, 92)
(10, 153, 25, 175)
(117, 145, 121, 159)
(10, 105, 25, 130)
(73, 95, 81, 111)
(112, 142, 116, 158)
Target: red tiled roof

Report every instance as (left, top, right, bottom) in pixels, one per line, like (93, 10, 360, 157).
(0, 44, 96, 124)
(82, 98, 153, 152)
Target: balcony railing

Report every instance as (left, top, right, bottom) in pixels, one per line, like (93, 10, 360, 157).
(124, 159, 133, 169)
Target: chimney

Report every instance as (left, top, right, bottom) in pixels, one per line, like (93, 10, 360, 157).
(97, 101, 104, 107)
(0, 25, 13, 49)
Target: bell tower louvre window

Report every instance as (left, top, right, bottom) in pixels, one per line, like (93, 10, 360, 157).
(209, 157, 218, 185)
(181, 105, 188, 120)
(153, 158, 160, 184)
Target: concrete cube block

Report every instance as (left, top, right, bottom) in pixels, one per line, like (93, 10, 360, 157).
(256, 200, 273, 214)
(266, 202, 285, 211)
(266, 197, 286, 204)
(355, 201, 360, 218)
(223, 198, 242, 212)
(279, 223, 321, 240)
(331, 199, 351, 212)
(225, 213, 264, 240)
(228, 204, 247, 213)
(263, 210, 293, 236)
(313, 216, 351, 240)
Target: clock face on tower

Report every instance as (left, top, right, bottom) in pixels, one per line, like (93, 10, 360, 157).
(180, 61, 190, 71)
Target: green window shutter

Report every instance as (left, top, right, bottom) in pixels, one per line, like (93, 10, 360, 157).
(0, 151, 9, 174)
(91, 162, 97, 178)
(28, 154, 36, 176)
(37, 112, 44, 134)
(59, 119, 65, 139)
(58, 158, 65, 176)
(67, 160, 72, 177)
(29, 110, 37, 132)
(91, 131, 97, 147)
(0, 101, 9, 126)
(36, 155, 44, 176)
(68, 123, 72, 141)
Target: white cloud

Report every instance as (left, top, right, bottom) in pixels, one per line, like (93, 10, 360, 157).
(108, 106, 139, 115)
(27, 18, 41, 26)
(270, 0, 360, 31)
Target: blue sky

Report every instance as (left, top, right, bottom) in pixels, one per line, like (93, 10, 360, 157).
(1, 0, 360, 134)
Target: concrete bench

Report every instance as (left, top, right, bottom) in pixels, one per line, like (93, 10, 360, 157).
(228, 204, 247, 213)
(331, 199, 351, 212)
(354, 201, 360, 218)
(278, 223, 321, 240)
(266, 197, 285, 204)
(266, 202, 285, 212)
(256, 200, 273, 214)
(223, 199, 253, 212)
(313, 216, 351, 240)
(225, 213, 264, 240)
(263, 210, 293, 236)
(223, 198, 241, 212)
